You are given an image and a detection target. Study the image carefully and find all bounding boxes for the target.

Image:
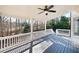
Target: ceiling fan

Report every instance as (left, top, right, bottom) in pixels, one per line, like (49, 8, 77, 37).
(38, 5, 56, 15)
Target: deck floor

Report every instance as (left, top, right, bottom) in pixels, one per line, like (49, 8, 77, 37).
(43, 34, 79, 53)
(4, 34, 79, 53)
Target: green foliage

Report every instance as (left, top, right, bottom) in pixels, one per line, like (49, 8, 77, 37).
(46, 16, 70, 32)
(23, 23, 30, 33)
(46, 20, 55, 29)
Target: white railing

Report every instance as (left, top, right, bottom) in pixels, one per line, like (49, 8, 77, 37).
(0, 29, 52, 53)
(56, 29, 70, 37)
(0, 33, 31, 52)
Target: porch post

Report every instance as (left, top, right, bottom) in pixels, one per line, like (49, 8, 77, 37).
(29, 19, 33, 53)
(31, 19, 33, 42)
(45, 20, 47, 32)
(70, 11, 74, 37)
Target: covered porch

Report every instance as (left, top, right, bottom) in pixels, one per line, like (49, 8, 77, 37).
(0, 5, 79, 53)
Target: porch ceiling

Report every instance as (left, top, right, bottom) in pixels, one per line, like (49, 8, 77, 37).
(0, 5, 79, 21)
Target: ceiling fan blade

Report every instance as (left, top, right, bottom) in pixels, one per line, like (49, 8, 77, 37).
(48, 10, 56, 12)
(48, 5, 54, 9)
(38, 8, 44, 10)
(45, 5, 48, 9)
(38, 11, 45, 14)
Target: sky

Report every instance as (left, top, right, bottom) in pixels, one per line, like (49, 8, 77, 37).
(64, 12, 70, 17)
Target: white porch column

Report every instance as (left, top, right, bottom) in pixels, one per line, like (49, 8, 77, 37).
(45, 20, 47, 32)
(70, 11, 74, 37)
(29, 19, 33, 53)
(30, 19, 33, 41)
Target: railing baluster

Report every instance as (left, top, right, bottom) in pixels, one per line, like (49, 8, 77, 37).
(9, 38, 11, 46)
(18, 37, 19, 43)
(19, 37, 20, 42)
(18, 37, 20, 43)
(12, 38, 13, 45)
(13, 38, 14, 45)
(14, 37, 15, 44)
(7, 39, 8, 47)
(16, 37, 18, 43)
(16, 37, 17, 43)
(17, 37, 18, 43)
(8, 39, 9, 46)
(5, 39, 7, 47)
(11, 38, 12, 45)
(15, 37, 17, 43)
(1, 40, 2, 49)
(15, 37, 16, 44)
(11, 38, 12, 46)
(4, 39, 5, 48)
(2, 40, 4, 48)
(20, 38, 23, 42)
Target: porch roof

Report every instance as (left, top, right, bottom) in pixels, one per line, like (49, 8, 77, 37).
(0, 5, 79, 21)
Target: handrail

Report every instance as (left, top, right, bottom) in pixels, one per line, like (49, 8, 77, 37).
(56, 29, 70, 37)
(0, 29, 52, 53)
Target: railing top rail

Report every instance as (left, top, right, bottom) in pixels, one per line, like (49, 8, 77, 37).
(56, 29, 70, 31)
(0, 30, 47, 39)
(0, 33, 30, 39)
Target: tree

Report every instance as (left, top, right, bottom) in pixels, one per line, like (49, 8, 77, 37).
(46, 19, 55, 29)
(46, 16, 70, 32)
(60, 16, 70, 29)
(23, 23, 30, 33)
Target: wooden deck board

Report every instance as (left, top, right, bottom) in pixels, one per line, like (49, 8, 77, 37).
(43, 34, 79, 53)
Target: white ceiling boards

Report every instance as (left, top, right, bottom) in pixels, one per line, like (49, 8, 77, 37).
(0, 5, 79, 21)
